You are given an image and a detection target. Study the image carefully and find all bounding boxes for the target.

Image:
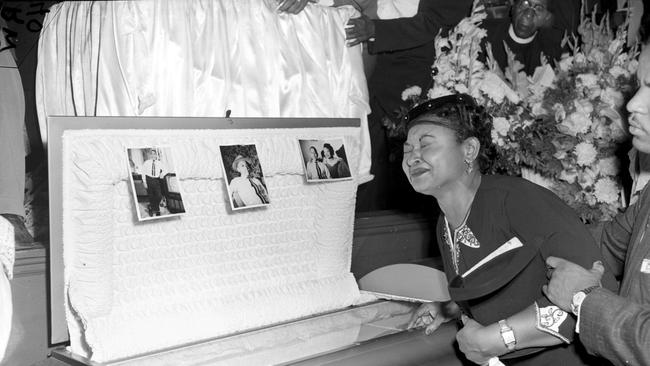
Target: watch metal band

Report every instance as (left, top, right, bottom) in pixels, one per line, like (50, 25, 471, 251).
(498, 319, 516, 351)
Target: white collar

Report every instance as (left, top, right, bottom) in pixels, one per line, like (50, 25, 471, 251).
(508, 24, 537, 44)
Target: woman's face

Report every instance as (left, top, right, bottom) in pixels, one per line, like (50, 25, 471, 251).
(310, 147, 318, 160)
(402, 123, 467, 196)
(236, 160, 249, 177)
(324, 148, 332, 159)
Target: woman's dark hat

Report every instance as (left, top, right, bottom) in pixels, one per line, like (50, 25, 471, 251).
(231, 155, 252, 171)
(404, 93, 478, 132)
(448, 237, 541, 301)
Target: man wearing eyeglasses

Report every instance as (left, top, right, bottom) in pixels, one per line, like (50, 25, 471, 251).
(482, 0, 574, 75)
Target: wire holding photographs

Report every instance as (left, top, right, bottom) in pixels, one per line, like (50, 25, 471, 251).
(299, 138, 352, 182)
(219, 144, 270, 210)
(126, 147, 186, 221)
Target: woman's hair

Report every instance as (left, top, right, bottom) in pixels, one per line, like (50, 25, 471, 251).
(323, 143, 335, 158)
(309, 146, 319, 161)
(405, 94, 496, 173)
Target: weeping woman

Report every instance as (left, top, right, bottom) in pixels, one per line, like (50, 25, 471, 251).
(403, 94, 617, 365)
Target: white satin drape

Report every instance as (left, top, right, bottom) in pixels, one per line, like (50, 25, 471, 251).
(36, 0, 371, 181)
(0, 216, 14, 363)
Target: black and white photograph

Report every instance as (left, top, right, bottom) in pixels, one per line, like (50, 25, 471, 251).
(126, 147, 186, 221)
(219, 144, 270, 210)
(298, 138, 352, 182)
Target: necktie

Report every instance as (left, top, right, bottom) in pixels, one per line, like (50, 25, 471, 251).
(152, 161, 155, 177)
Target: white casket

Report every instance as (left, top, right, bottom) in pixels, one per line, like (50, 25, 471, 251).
(46, 116, 459, 366)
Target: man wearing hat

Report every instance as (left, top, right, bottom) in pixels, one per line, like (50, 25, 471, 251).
(229, 155, 269, 208)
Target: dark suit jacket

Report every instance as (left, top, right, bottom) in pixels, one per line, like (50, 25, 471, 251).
(579, 185, 650, 366)
(367, 0, 473, 113)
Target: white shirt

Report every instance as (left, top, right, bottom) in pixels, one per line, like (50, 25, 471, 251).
(141, 159, 167, 179)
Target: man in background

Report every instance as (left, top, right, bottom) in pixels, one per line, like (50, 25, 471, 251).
(481, 0, 575, 75)
(344, 0, 473, 212)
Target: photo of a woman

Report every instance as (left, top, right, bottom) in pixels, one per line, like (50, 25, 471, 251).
(299, 139, 352, 182)
(322, 143, 351, 179)
(219, 145, 270, 210)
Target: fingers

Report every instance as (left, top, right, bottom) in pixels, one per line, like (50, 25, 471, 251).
(409, 303, 437, 329)
(591, 260, 605, 276)
(425, 315, 445, 335)
(345, 17, 372, 46)
(545, 256, 565, 269)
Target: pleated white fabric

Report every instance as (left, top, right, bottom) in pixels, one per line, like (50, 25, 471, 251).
(0, 216, 14, 363)
(36, 0, 371, 181)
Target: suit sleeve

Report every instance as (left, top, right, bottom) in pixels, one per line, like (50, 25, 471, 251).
(579, 288, 650, 366)
(505, 182, 619, 342)
(369, 0, 472, 53)
(599, 185, 649, 278)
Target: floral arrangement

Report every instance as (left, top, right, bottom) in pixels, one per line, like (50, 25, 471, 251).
(388, 3, 639, 223)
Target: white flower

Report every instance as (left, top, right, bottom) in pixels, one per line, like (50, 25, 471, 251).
(493, 117, 510, 136)
(530, 64, 556, 88)
(479, 72, 520, 104)
(615, 53, 629, 66)
(560, 112, 591, 136)
(558, 55, 574, 72)
(585, 193, 598, 206)
(554, 151, 567, 161)
(594, 177, 620, 204)
(577, 167, 598, 188)
(608, 39, 624, 55)
(553, 103, 566, 123)
(628, 59, 639, 75)
(577, 74, 599, 89)
(597, 156, 620, 176)
(592, 118, 610, 139)
(559, 169, 577, 184)
(574, 142, 598, 166)
(531, 102, 546, 116)
(491, 129, 505, 147)
(454, 83, 469, 94)
(609, 65, 628, 79)
(574, 99, 594, 115)
(401, 86, 422, 101)
(588, 49, 605, 65)
(574, 53, 587, 65)
(600, 87, 624, 108)
(427, 86, 452, 99)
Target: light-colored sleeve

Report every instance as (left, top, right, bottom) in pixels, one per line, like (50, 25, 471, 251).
(579, 288, 650, 366)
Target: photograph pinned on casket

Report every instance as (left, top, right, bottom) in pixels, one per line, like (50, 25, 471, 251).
(298, 138, 352, 182)
(126, 146, 186, 221)
(219, 144, 271, 211)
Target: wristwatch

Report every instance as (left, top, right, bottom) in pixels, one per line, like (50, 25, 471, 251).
(498, 319, 516, 351)
(571, 285, 600, 316)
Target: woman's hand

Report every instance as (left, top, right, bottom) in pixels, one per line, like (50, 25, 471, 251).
(408, 301, 459, 335)
(457, 315, 506, 365)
